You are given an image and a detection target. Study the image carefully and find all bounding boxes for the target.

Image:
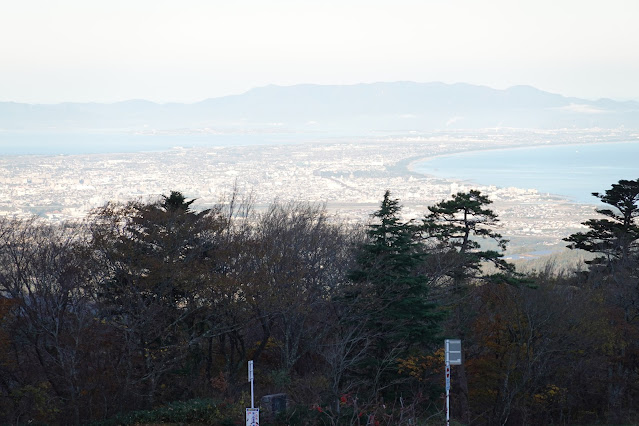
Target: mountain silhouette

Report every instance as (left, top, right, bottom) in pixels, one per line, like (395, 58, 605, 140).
(2, 82, 638, 131)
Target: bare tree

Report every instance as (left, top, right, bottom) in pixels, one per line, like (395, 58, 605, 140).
(0, 217, 100, 424)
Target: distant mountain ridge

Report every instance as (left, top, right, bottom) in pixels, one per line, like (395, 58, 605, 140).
(2, 82, 639, 131)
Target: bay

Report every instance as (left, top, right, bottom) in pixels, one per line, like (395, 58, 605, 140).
(0, 131, 324, 156)
(411, 142, 639, 203)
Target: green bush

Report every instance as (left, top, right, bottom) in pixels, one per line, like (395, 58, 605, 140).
(90, 398, 237, 425)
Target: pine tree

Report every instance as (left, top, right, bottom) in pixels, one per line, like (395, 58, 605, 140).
(420, 189, 512, 286)
(565, 178, 639, 272)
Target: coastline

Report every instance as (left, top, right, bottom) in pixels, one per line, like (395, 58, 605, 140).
(406, 138, 639, 174)
(405, 139, 639, 204)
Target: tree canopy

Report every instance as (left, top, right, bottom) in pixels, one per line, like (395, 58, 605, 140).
(565, 178, 639, 271)
(1, 184, 639, 425)
(420, 189, 513, 287)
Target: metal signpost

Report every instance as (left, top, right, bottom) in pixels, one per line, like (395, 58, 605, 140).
(246, 360, 259, 425)
(445, 339, 462, 426)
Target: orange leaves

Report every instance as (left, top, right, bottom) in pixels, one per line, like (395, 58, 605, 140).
(210, 371, 228, 394)
(397, 348, 445, 382)
(532, 384, 567, 408)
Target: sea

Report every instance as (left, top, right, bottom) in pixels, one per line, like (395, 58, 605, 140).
(411, 141, 639, 204)
(0, 131, 320, 156)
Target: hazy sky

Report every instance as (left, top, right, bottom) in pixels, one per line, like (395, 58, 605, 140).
(2, 0, 638, 104)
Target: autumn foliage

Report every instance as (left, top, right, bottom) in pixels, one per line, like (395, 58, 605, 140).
(0, 182, 638, 425)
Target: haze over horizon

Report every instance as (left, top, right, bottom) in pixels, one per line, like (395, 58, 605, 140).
(2, 0, 638, 104)
(3, 81, 634, 107)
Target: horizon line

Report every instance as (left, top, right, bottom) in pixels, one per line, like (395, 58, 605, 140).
(2, 81, 636, 106)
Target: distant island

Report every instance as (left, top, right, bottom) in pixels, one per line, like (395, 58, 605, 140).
(2, 82, 639, 132)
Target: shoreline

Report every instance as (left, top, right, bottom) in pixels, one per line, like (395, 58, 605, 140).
(406, 138, 639, 173)
(405, 139, 639, 205)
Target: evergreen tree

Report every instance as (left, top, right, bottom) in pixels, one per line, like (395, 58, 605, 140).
(420, 189, 512, 286)
(419, 190, 513, 422)
(89, 191, 226, 407)
(345, 191, 442, 399)
(565, 178, 639, 272)
(162, 190, 196, 212)
(564, 182, 639, 417)
(348, 190, 441, 346)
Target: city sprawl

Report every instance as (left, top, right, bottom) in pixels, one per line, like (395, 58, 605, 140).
(1, 128, 632, 253)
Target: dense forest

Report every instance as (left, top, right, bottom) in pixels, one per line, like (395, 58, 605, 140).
(0, 179, 638, 425)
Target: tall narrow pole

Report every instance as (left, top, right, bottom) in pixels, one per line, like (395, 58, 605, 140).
(248, 360, 254, 409)
(445, 339, 450, 426)
(446, 362, 450, 426)
(444, 339, 461, 426)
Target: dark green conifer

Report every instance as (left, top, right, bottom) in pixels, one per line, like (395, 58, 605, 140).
(344, 191, 442, 402)
(420, 189, 512, 286)
(565, 178, 639, 271)
(348, 190, 441, 347)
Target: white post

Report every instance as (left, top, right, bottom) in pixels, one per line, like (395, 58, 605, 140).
(444, 339, 451, 426)
(446, 362, 451, 426)
(248, 360, 254, 409)
(444, 339, 461, 425)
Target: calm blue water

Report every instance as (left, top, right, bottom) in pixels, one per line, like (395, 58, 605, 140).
(412, 142, 639, 204)
(0, 131, 323, 155)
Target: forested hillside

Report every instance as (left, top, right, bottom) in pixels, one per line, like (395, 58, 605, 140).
(0, 181, 638, 425)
